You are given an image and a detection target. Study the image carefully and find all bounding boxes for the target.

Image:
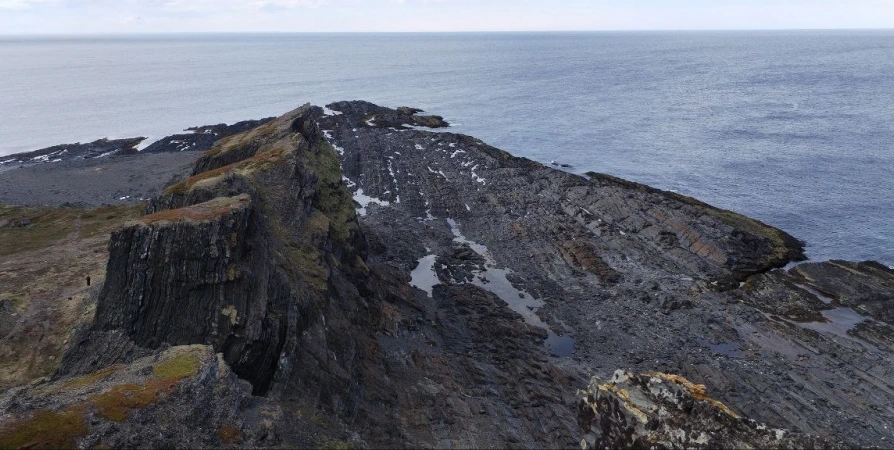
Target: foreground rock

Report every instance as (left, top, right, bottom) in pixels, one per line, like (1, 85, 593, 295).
(578, 370, 843, 449)
(0, 101, 892, 448)
(0, 346, 253, 449)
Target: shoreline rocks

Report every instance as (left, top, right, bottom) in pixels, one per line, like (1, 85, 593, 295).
(0, 101, 892, 448)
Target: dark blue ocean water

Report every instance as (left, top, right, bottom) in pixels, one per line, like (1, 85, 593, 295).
(0, 32, 892, 265)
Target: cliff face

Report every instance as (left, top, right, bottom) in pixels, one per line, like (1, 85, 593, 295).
(2, 101, 893, 449)
(88, 105, 370, 397)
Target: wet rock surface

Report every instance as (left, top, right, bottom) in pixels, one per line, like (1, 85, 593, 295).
(0, 101, 892, 448)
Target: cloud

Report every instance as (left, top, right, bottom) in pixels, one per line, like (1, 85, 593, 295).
(0, 0, 57, 9)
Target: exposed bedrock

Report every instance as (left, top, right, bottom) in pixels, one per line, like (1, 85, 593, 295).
(87, 105, 374, 401)
(2, 101, 892, 448)
(578, 370, 844, 449)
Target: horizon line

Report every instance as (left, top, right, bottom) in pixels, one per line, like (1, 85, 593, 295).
(2, 27, 894, 37)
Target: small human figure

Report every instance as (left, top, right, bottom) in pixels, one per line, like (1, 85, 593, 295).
(86, 275, 91, 287)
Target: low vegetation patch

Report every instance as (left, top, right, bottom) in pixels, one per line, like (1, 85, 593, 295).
(0, 204, 142, 258)
(141, 194, 250, 224)
(0, 406, 89, 449)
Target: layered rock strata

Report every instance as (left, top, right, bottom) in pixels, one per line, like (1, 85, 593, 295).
(1, 101, 892, 448)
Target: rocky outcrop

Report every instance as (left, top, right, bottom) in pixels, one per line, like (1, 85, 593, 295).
(2, 101, 893, 448)
(577, 370, 843, 449)
(141, 118, 275, 154)
(87, 105, 370, 398)
(0, 346, 252, 449)
(0, 138, 145, 168)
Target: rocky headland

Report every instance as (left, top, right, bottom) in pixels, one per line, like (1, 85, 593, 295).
(0, 102, 892, 448)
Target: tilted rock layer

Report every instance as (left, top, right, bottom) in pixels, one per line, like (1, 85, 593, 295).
(1, 101, 892, 448)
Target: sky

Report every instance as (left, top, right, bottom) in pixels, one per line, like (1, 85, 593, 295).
(1, 0, 893, 34)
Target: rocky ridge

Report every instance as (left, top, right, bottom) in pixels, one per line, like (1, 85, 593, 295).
(0, 101, 892, 448)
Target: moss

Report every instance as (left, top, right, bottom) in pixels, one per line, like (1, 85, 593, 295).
(165, 143, 293, 195)
(86, 350, 202, 422)
(141, 195, 250, 225)
(306, 141, 358, 248)
(61, 365, 120, 390)
(281, 243, 329, 292)
(152, 352, 202, 380)
(0, 406, 88, 449)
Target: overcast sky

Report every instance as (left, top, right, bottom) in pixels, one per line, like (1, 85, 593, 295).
(1, 0, 893, 34)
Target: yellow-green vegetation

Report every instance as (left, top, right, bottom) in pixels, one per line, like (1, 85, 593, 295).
(0, 204, 142, 258)
(203, 117, 283, 159)
(152, 351, 202, 379)
(307, 141, 357, 248)
(140, 194, 250, 225)
(0, 406, 89, 449)
(89, 348, 204, 422)
(0, 203, 142, 392)
(318, 437, 353, 450)
(164, 141, 295, 195)
(60, 365, 121, 390)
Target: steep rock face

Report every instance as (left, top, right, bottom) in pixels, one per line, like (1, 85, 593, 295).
(577, 370, 843, 449)
(90, 105, 372, 397)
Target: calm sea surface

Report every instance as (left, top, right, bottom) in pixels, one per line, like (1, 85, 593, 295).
(1, 32, 892, 264)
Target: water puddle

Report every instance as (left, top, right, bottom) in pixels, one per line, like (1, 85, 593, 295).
(445, 218, 576, 357)
(697, 338, 744, 359)
(784, 283, 872, 348)
(793, 283, 835, 304)
(799, 307, 867, 339)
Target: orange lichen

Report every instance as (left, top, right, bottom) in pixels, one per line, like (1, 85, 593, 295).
(646, 372, 742, 419)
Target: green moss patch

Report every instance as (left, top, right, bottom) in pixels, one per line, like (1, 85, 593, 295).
(0, 406, 88, 449)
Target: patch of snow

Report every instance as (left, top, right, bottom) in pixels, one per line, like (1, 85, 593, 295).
(450, 149, 466, 158)
(323, 106, 343, 116)
(353, 188, 391, 216)
(415, 144, 424, 150)
(410, 254, 439, 297)
(427, 166, 449, 180)
(32, 154, 50, 162)
(365, 117, 376, 127)
(470, 165, 486, 185)
(119, 195, 131, 201)
(465, 204, 471, 212)
(96, 151, 117, 158)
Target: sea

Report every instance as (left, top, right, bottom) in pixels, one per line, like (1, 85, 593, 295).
(0, 31, 892, 265)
